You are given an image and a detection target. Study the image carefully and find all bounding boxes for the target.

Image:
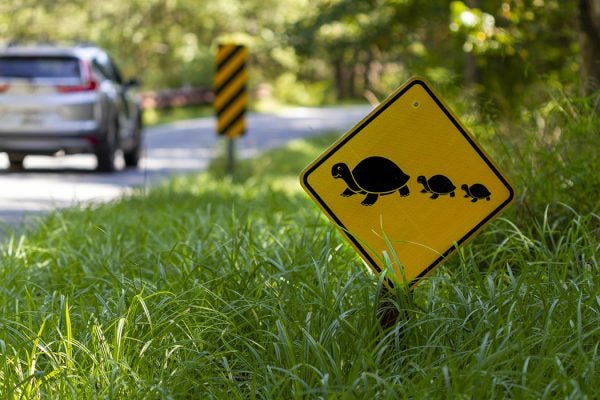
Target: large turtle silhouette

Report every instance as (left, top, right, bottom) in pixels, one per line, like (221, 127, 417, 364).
(331, 156, 410, 206)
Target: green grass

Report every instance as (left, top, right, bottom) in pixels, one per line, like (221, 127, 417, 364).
(143, 105, 214, 126)
(0, 97, 599, 398)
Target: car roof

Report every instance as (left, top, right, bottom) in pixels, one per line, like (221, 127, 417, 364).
(0, 44, 106, 60)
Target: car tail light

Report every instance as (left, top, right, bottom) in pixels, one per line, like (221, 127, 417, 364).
(57, 60, 98, 93)
(0, 83, 9, 93)
(57, 80, 97, 93)
(83, 135, 99, 145)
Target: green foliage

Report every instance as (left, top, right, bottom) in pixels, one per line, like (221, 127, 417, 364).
(1, 0, 587, 113)
(450, 1, 502, 54)
(271, 73, 335, 106)
(143, 104, 214, 127)
(0, 0, 299, 90)
(496, 92, 600, 220)
(449, 0, 580, 113)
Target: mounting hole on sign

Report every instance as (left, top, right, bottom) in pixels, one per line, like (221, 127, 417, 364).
(412, 100, 420, 108)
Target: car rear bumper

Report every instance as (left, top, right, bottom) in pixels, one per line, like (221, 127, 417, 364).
(0, 129, 101, 155)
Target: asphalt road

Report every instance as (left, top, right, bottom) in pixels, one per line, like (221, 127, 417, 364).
(0, 105, 372, 228)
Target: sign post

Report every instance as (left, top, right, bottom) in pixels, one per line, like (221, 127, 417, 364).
(300, 77, 514, 288)
(214, 43, 248, 173)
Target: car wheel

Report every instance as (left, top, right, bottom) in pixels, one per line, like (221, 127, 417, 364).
(95, 118, 118, 172)
(7, 153, 25, 170)
(124, 116, 142, 168)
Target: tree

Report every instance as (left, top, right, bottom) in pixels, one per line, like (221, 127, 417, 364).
(448, 1, 581, 113)
(289, 0, 451, 101)
(1, 0, 591, 112)
(579, 0, 600, 95)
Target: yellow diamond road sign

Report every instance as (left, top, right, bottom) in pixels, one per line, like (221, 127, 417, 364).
(300, 77, 514, 287)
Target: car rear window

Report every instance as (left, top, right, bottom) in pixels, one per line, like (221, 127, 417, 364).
(0, 56, 81, 79)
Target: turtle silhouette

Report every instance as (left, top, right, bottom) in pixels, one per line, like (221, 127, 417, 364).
(331, 156, 410, 206)
(461, 183, 491, 202)
(417, 174, 456, 199)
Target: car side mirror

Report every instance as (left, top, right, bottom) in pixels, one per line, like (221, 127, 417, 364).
(125, 78, 141, 88)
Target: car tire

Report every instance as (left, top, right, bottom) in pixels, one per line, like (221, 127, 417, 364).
(95, 118, 118, 172)
(123, 115, 142, 168)
(7, 153, 25, 170)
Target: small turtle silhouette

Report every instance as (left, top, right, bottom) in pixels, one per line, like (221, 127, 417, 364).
(332, 156, 410, 206)
(417, 174, 456, 199)
(461, 183, 491, 202)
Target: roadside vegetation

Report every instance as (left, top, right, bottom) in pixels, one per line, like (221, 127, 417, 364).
(0, 90, 598, 398)
(1, 0, 598, 397)
(143, 105, 214, 127)
(3, 1, 598, 111)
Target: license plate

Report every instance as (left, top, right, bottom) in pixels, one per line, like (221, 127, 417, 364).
(20, 110, 44, 126)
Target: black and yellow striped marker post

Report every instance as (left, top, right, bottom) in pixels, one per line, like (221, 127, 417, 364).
(215, 43, 249, 173)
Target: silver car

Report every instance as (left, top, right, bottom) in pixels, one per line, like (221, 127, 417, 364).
(0, 44, 143, 172)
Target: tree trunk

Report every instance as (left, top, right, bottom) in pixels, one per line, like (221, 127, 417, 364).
(464, 0, 481, 89)
(333, 59, 345, 100)
(579, 0, 600, 95)
(348, 63, 357, 98)
(333, 55, 355, 100)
